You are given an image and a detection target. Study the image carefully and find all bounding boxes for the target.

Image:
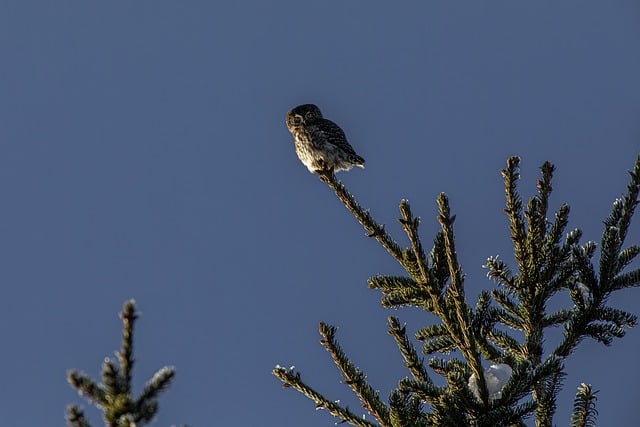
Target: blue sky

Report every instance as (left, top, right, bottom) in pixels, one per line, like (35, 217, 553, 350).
(1, 2, 639, 426)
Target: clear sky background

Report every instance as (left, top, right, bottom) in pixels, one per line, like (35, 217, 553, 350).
(1, 2, 639, 426)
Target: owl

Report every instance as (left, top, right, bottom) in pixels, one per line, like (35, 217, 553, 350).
(286, 104, 365, 173)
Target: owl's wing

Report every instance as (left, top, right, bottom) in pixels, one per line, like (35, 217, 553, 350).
(319, 118, 359, 156)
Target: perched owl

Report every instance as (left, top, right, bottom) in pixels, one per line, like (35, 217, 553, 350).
(286, 104, 365, 173)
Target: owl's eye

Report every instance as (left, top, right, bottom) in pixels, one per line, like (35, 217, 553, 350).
(293, 115, 303, 125)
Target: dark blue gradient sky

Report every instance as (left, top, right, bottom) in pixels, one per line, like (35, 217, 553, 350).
(1, 2, 639, 426)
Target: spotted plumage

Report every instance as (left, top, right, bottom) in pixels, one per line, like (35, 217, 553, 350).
(286, 104, 365, 173)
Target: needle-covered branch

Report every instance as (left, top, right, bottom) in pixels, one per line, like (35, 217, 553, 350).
(318, 169, 407, 270)
(273, 366, 380, 427)
(398, 199, 431, 284)
(387, 316, 433, 385)
(554, 155, 640, 359)
(319, 322, 391, 426)
(118, 300, 137, 390)
(502, 157, 529, 283)
(66, 405, 92, 427)
(570, 384, 598, 427)
(437, 193, 488, 405)
(67, 300, 178, 427)
(368, 275, 437, 311)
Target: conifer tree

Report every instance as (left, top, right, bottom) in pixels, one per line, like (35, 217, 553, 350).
(67, 300, 179, 427)
(274, 155, 640, 427)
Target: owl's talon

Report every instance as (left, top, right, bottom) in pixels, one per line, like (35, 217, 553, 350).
(317, 167, 333, 183)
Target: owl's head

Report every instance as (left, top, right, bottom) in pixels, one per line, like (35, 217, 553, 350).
(286, 104, 323, 130)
